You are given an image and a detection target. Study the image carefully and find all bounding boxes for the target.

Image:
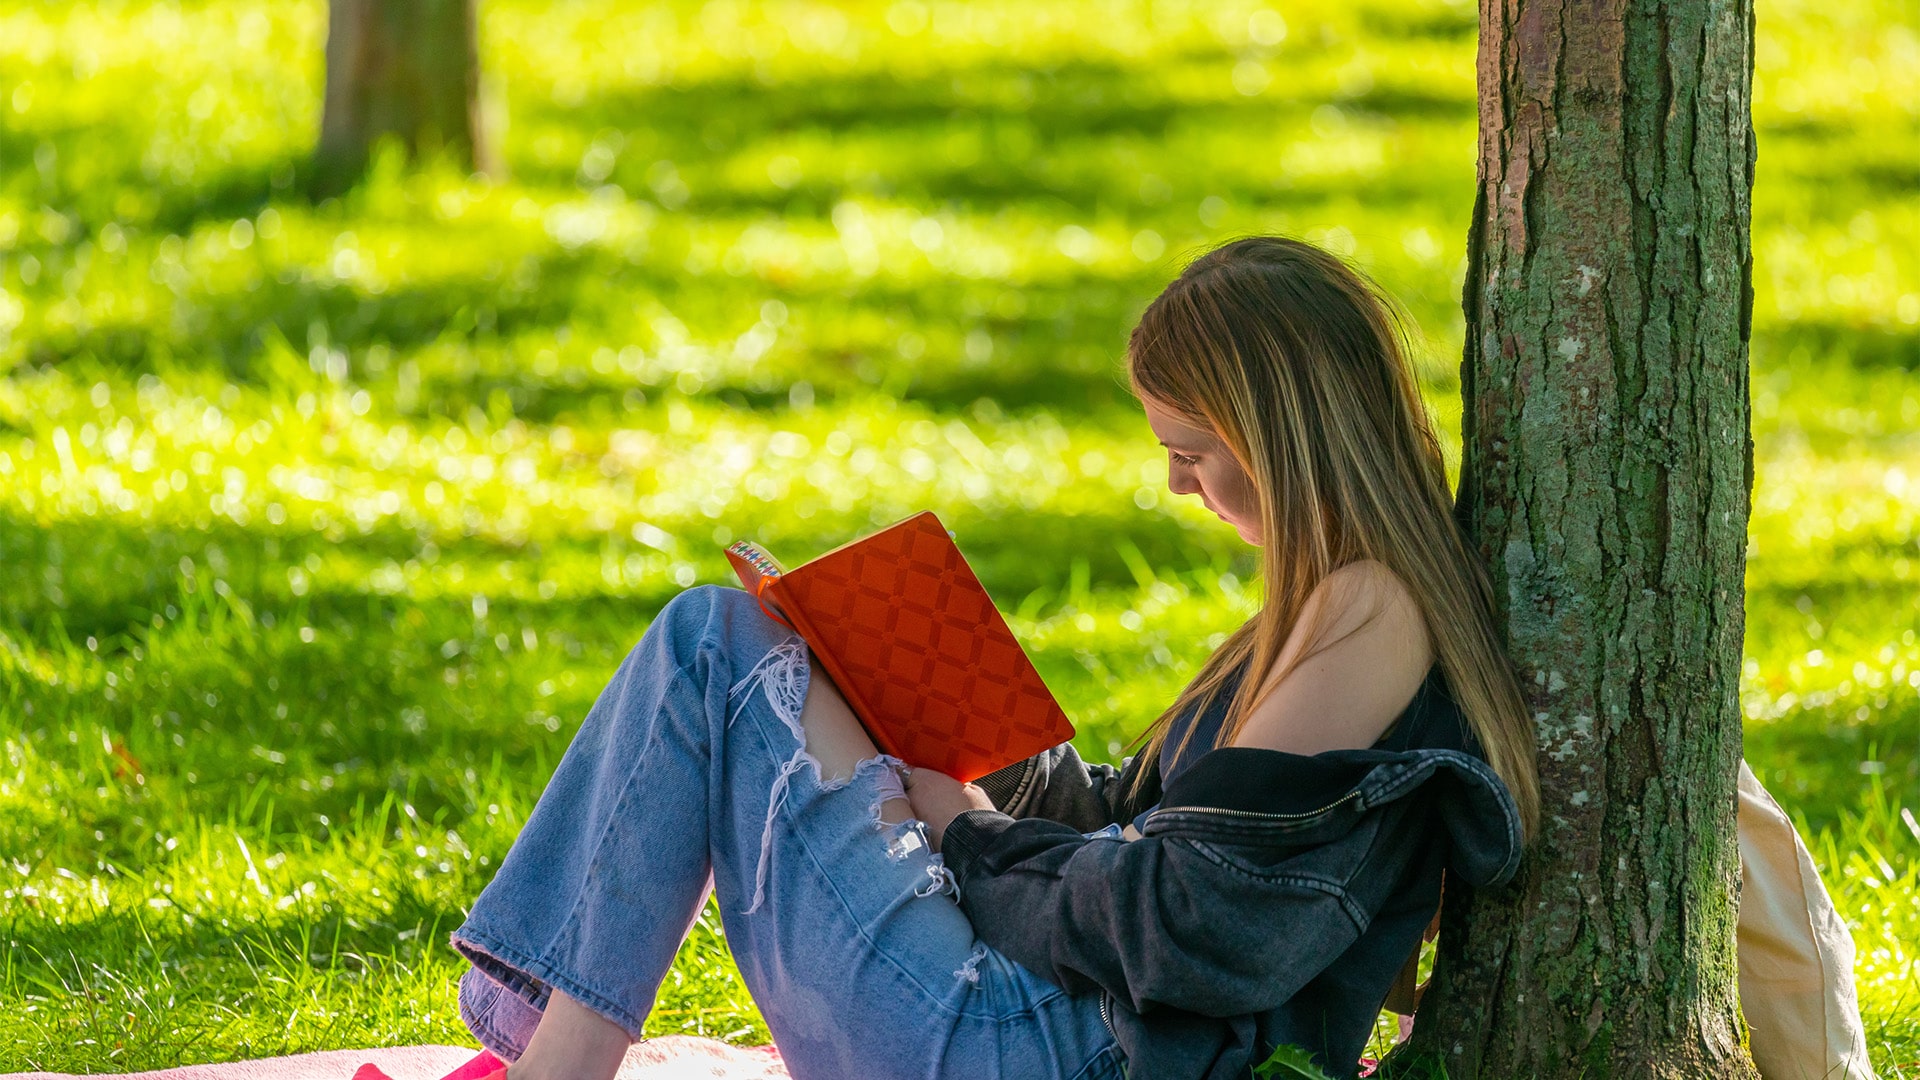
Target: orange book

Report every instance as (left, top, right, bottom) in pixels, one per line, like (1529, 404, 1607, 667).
(724, 510, 1075, 783)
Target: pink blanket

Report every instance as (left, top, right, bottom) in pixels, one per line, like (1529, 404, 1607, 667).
(3, 1038, 787, 1080)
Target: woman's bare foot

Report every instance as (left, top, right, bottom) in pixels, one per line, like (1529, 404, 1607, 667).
(505, 988, 631, 1080)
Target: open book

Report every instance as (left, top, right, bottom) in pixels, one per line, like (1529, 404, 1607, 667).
(724, 510, 1074, 783)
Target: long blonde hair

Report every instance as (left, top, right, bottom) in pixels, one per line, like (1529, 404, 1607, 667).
(1124, 236, 1539, 840)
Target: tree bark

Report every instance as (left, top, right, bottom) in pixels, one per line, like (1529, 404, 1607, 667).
(1394, 0, 1760, 1074)
(311, 0, 488, 198)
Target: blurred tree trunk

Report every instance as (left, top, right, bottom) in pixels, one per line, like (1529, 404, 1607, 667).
(1393, 0, 1761, 1075)
(311, 0, 489, 198)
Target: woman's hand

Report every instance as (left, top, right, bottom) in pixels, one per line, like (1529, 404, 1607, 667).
(902, 767, 995, 851)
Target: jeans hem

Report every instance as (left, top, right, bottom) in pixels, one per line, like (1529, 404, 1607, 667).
(459, 969, 530, 1065)
(451, 924, 648, 1042)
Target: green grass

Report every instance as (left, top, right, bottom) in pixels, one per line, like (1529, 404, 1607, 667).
(1, 0, 1915, 1073)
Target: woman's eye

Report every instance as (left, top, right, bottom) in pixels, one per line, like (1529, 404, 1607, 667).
(1169, 452, 1199, 468)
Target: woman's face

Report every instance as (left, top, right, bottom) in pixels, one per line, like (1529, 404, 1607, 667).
(1140, 396, 1263, 545)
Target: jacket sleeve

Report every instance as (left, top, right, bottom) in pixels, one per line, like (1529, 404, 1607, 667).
(939, 808, 1368, 1018)
(971, 741, 1153, 832)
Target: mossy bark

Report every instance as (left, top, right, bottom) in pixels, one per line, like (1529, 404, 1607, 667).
(311, 0, 489, 198)
(1396, 0, 1760, 1074)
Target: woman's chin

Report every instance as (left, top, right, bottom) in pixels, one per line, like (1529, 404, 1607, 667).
(1207, 508, 1260, 545)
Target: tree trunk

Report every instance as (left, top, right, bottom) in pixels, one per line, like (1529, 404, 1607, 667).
(1395, 0, 1760, 1074)
(311, 0, 488, 198)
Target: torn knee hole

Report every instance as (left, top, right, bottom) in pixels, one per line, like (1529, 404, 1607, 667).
(879, 817, 928, 860)
(816, 748, 906, 794)
(861, 755, 910, 808)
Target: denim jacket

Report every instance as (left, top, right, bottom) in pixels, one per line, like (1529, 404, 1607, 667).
(941, 669, 1525, 1080)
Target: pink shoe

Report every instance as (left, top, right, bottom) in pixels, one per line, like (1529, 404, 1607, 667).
(439, 1051, 509, 1080)
(352, 1049, 508, 1080)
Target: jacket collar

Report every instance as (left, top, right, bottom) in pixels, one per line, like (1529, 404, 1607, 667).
(1153, 743, 1525, 888)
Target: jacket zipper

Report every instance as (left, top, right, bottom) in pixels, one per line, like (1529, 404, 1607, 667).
(1099, 988, 1116, 1039)
(1153, 788, 1363, 825)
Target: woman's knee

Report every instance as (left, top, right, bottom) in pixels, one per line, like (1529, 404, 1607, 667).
(657, 582, 737, 627)
(629, 585, 773, 680)
(655, 583, 781, 648)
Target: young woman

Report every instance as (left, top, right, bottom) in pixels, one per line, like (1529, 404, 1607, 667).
(431, 236, 1540, 1080)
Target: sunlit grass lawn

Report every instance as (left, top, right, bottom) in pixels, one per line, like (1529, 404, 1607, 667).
(1, 0, 1916, 1073)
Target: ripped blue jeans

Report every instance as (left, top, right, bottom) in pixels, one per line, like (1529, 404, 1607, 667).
(450, 584, 1126, 1080)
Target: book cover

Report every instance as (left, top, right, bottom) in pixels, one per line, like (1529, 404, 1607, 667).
(724, 510, 1074, 783)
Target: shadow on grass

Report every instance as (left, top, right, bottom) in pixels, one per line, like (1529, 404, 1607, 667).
(1756, 321, 1920, 373)
(511, 61, 1472, 212)
(0, 496, 1235, 640)
(26, 253, 607, 377)
(9, 48, 1474, 241)
(0, 122, 285, 238)
(23, 230, 1167, 416)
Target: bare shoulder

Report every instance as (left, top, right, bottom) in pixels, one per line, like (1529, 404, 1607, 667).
(1231, 559, 1436, 756)
(1311, 559, 1426, 641)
